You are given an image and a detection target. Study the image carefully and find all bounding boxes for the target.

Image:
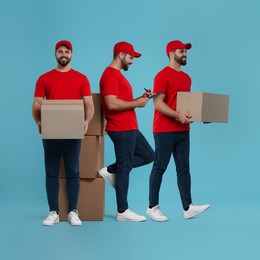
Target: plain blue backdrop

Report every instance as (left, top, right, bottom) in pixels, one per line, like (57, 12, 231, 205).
(1, 0, 260, 259)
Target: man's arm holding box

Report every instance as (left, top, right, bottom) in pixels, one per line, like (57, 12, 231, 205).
(82, 95, 94, 134)
(154, 94, 191, 124)
(32, 97, 44, 133)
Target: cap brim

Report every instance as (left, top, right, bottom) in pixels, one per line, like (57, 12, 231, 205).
(184, 43, 192, 50)
(133, 52, 142, 58)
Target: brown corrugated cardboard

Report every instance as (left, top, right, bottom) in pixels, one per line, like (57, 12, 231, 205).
(41, 100, 84, 139)
(176, 92, 229, 123)
(58, 178, 105, 221)
(85, 94, 106, 136)
(60, 136, 104, 179)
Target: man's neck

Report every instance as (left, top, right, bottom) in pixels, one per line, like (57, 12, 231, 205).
(55, 64, 71, 72)
(168, 61, 182, 72)
(109, 59, 122, 71)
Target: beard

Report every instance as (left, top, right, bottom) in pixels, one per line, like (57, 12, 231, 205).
(174, 55, 187, 66)
(56, 56, 71, 67)
(121, 57, 130, 71)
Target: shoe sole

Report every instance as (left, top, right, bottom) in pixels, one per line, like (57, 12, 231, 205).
(184, 206, 210, 219)
(146, 211, 168, 222)
(68, 222, 82, 226)
(43, 219, 60, 226)
(68, 217, 82, 226)
(116, 218, 146, 222)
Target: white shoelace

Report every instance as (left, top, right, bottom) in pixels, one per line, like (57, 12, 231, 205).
(153, 206, 163, 216)
(46, 211, 57, 220)
(70, 211, 80, 220)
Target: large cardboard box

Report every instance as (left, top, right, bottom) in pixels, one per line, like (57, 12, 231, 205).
(58, 178, 105, 221)
(41, 100, 84, 139)
(60, 136, 104, 179)
(85, 94, 106, 136)
(176, 92, 229, 123)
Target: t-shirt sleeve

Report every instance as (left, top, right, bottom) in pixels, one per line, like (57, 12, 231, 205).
(153, 71, 167, 94)
(34, 75, 46, 97)
(102, 71, 120, 96)
(81, 76, 92, 96)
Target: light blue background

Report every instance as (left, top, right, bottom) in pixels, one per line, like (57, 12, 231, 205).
(1, 0, 259, 259)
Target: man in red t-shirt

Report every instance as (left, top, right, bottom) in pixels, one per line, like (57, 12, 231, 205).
(32, 40, 94, 226)
(99, 42, 154, 222)
(147, 40, 210, 221)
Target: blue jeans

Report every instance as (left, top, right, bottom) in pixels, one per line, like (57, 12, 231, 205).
(107, 130, 154, 212)
(149, 131, 192, 209)
(42, 139, 81, 213)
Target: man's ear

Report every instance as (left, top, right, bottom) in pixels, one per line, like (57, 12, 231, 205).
(168, 51, 175, 60)
(118, 52, 125, 59)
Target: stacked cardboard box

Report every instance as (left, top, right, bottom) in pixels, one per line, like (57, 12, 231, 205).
(59, 94, 105, 221)
(58, 135, 105, 221)
(41, 94, 106, 221)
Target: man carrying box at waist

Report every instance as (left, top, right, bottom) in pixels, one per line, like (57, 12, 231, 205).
(32, 40, 94, 226)
(147, 40, 210, 222)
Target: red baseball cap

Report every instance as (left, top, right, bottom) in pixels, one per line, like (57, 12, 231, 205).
(55, 40, 73, 52)
(166, 40, 192, 55)
(114, 41, 141, 58)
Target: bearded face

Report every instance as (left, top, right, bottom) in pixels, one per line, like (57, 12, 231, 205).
(55, 46, 72, 67)
(120, 53, 133, 71)
(173, 49, 187, 66)
(56, 55, 72, 67)
(121, 56, 129, 71)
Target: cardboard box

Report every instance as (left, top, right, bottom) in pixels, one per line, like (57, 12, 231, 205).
(85, 94, 106, 136)
(41, 100, 84, 139)
(60, 136, 104, 179)
(176, 92, 229, 123)
(58, 178, 105, 221)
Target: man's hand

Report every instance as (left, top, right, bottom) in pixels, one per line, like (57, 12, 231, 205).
(134, 97, 149, 108)
(36, 121, 41, 134)
(177, 113, 192, 124)
(32, 97, 43, 134)
(143, 88, 153, 99)
(84, 121, 89, 134)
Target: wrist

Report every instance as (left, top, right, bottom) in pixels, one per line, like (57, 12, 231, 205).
(175, 112, 180, 120)
(133, 99, 138, 108)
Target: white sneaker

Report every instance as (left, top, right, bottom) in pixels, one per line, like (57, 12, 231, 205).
(98, 167, 115, 188)
(184, 204, 210, 219)
(68, 210, 82, 226)
(116, 209, 146, 222)
(147, 205, 168, 222)
(43, 211, 59, 226)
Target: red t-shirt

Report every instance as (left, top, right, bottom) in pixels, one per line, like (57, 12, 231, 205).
(153, 66, 191, 132)
(99, 67, 138, 131)
(34, 69, 92, 99)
